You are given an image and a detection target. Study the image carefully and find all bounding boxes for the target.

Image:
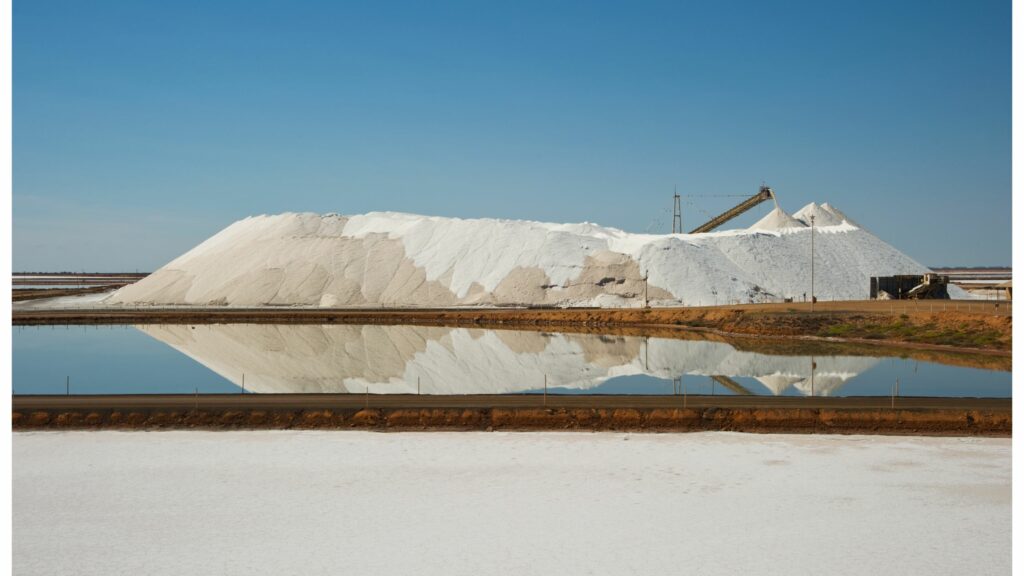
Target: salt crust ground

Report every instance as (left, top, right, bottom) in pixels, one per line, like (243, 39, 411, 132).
(14, 431, 1009, 576)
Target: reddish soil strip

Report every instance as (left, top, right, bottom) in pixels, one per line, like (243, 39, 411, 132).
(12, 279, 141, 286)
(12, 285, 127, 302)
(12, 300, 1011, 352)
(13, 394, 1011, 436)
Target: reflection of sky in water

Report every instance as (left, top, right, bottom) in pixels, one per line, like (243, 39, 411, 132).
(12, 325, 1011, 398)
(13, 326, 237, 395)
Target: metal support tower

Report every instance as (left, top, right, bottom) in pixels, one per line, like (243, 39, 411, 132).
(672, 187, 682, 234)
(810, 214, 815, 312)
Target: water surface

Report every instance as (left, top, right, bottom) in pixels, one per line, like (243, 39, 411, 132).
(12, 324, 1011, 398)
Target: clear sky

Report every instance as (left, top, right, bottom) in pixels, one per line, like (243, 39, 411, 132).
(13, 0, 1010, 271)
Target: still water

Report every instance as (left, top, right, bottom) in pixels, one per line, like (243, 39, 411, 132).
(12, 324, 1011, 398)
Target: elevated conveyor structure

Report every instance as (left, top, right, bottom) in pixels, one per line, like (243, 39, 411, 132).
(689, 186, 775, 234)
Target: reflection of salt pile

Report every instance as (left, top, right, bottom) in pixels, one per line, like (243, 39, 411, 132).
(109, 202, 947, 308)
(138, 324, 878, 396)
(624, 338, 874, 396)
(755, 373, 806, 395)
(791, 372, 861, 397)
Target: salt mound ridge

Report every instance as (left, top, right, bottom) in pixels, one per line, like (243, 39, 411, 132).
(108, 203, 940, 307)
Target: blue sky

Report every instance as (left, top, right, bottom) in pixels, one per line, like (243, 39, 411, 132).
(14, 0, 1010, 270)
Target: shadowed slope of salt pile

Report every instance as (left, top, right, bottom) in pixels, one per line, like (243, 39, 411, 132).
(820, 202, 859, 227)
(108, 204, 944, 307)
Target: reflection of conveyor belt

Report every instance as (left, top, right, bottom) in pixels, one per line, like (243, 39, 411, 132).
(710, 375, 753, 396)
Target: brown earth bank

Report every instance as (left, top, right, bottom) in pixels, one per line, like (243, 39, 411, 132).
(12, 285, 128, 302)
(12, 395, 1011, 436)
(13, 300, 1012, 356)
(720, 334, 1012, 371)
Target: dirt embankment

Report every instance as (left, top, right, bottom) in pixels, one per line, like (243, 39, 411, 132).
(13, 406, 1010, 436)
(481, 305, 1012, 354)
(12, 395, 1011, 436)
(13, 285, 126, 302)
(13, 300, 1012, 354)
(722, 336, 1012, 372)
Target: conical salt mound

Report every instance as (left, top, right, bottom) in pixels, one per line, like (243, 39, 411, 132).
(820, 202, 860, 227)
(794, 202, 844, 227)
(748, 207, 807, 232)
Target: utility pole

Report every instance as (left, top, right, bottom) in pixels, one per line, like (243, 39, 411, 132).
(642, 270, 649, 308)
(672, 186, 682, 234)
(810, 214, 815, 313)
(810, 357, 816, 396)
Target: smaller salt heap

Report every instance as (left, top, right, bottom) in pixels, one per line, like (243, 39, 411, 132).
(820, 202, 858, 227)
(748, 206, 808, 232)
(794, 202, 849, 227)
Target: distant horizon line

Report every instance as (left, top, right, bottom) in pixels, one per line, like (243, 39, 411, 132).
(11, 265, 1015, 275)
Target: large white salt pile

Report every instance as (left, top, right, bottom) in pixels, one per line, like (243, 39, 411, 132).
(108, 203, 950, 307)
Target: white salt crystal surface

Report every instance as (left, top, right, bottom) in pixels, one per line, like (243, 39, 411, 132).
(13, 431, 1010, 576)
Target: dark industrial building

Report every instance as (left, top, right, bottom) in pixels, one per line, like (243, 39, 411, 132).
(870, 273, 950, 300)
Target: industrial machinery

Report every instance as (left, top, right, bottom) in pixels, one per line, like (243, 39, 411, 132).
(870, 273, 950, 300)
(689, 185, 776, 234)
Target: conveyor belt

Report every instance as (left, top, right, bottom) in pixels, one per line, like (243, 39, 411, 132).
(689, 186, 775, 233)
